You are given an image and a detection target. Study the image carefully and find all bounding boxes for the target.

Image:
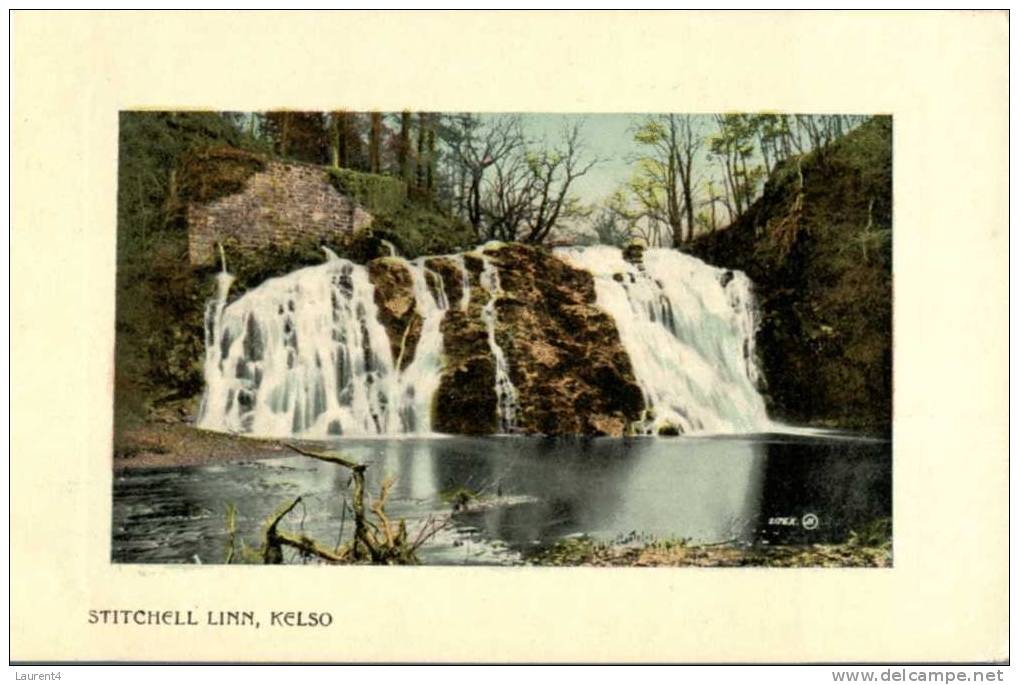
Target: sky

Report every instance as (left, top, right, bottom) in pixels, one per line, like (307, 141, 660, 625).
(510, 113, 642, 204)
(488, 113, 724, 209)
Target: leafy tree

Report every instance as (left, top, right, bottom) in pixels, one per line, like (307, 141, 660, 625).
(709, 114, 765, 221)
(263, 111, 328, 164)
(369, 111, 383, 173)
(397, 111, 412, 182)
(116, 112, 260, 415)
(630, 114, 701, 245)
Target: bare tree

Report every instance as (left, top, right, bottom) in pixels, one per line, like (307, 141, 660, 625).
(482, 151, 536, 241)
(631, 116, 682, 246)
(675, 115, 701, 242)
(519, 122, 598, 244)
(630, 114, 701, 246)
(476, 121, 597, 245)
(448, 114, 524, 238)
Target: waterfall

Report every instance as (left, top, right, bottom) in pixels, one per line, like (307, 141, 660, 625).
(555, 245, 770, 434)
(197, 246, 236, 424)
(392, 259, 449, 434)
(197, 251, 450, 438)
(197, 244, 769, 439)
(451, 254, 472, 311)
(476, 252, 520, 433)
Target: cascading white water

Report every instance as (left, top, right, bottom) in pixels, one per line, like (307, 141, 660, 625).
(476, 252, 520, 433)
(556, 245, 770, 434)
(197, 245, 236, 424)
(451, 254, 472, 312)
(197, 249, 450, 438)
(198, 243, 769, 439)
(392, 258, 449, 434)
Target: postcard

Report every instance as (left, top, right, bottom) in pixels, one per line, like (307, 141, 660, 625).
(10, 10, 1008, 664)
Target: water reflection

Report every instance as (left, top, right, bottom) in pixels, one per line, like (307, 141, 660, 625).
(112, 434, 890, 565)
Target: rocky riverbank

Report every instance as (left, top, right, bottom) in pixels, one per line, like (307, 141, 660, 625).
(527, 536, 891, 568)
(113, 419, 290, 471)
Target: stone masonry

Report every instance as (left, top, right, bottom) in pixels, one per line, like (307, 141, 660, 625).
(187, 160, 373, 267)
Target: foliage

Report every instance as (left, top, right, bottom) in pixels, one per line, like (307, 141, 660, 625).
(370, 201, 476, 259)
(224, 241, 332, 296)
(326, 167, 407, 216)
(689, 116, 892, 432)
(588, 206, 633, 247)
(629, 114, 700, 246)
(708, 113, 765, 220)
(480, 120, 598, 244)
(177, 146, 265, 205)
(326, 167, 473, 259)
(602, 113, 870, 246)
(117, 112, 262, 261)
(847, 517, 892, 549)
(262, 111, 329, 163)
(115, 112, 263, 425)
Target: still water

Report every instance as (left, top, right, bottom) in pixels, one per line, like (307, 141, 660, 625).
(112, 432, 890, 565)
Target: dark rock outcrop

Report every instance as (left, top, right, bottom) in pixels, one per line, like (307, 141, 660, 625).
(424, 244, 644, 436)
(367, 259, 422, 371)
(428, 254, 499, 435)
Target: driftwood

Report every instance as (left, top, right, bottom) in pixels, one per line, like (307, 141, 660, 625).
(254, 442, 449, 565)
(263, 496, 351, 564)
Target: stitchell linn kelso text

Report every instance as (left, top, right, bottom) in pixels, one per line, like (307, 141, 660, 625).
(88, 609, 333, 628)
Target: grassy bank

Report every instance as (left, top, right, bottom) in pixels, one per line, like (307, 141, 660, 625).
(527, 534, 891, 568)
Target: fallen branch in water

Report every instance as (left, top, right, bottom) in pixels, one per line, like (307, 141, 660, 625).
(254, 442, 449, 565)
(282, 442, 365, 471)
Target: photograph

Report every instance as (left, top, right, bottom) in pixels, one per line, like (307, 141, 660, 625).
(112, 110, 892, 568)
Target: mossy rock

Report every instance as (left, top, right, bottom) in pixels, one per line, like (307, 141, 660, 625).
(178, 146, 266, 205)
(370, 203, 476, 259)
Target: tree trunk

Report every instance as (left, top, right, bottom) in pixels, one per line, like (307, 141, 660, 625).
(426, 120, 436, 195)
(399, 111, 411, 182)
(337, 112, 349, 168)
(468, 172, 483, 236)
(329, 113, 340, 168)
(416, 112, 427, 190)
(369, 112, 382, 173)
(668, 167, 682, 248)
(682, 176, 695, 242)
(724, 151, 741, 218)
(456, 165, 466, 219)
(738, 153, 751, 212)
